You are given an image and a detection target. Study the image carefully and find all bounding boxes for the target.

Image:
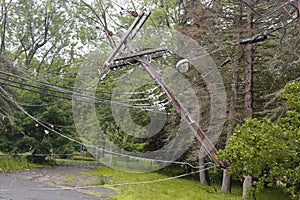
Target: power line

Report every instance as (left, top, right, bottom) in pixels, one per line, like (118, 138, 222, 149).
(0, 80, 170, 113)
(0, 75, 155, 104)
(2, 0, 298, 171)
(0, 166, 215, 193)
(37, 166, 214, 191)
(0, 70, 174, 112)
(0, 87, 200, 168)
(1, 67, 168, 100)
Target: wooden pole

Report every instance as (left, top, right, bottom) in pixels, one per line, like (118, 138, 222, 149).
(102, 9, 227, 168)
(137, 57, 227, 168)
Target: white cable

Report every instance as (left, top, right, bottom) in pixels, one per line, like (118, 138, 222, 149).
(29, 166, 214, 192)
(0, 87, 204, 169)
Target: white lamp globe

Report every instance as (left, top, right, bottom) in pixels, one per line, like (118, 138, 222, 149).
(176, 59, 189, 73)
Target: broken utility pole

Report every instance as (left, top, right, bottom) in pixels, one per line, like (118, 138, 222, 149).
(103, 9, 227, 169)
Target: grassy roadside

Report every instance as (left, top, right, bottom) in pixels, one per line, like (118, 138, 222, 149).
(0, 156, 292, 200)
(0, 154, 97, 172)
(0, 156, 39, 172)
(87, 167, 292, 200)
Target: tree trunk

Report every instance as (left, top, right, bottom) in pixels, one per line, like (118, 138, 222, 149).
(243, 175, 254, 199)
(221, 169, 231, 193)
(243, 2, 255, 199)
(0, 4, 8, 54)
(221, 2, 243, 193)
(199, 153, 208, 185)
(221, 58, 237, 192)
(295, 0, 300, 35)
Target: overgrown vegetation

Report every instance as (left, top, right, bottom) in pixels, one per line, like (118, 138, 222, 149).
(218, 82, 300, 199)
(87, 166, 291, 200)
(0, 156, 37, 172)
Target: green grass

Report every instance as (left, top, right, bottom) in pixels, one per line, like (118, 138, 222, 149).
(64, 174, 76, 182)
(256, 187, 292, 200)
(71, 155, 96, 161)
(87, 167, 292, 200)
(0, 156, 38, 172)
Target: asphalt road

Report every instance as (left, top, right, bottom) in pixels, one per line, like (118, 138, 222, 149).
(0, 166, 114, 200)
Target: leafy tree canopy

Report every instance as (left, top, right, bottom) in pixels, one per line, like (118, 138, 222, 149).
(218, 81, 300, 199)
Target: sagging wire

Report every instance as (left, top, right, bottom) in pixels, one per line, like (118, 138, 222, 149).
(188, 1, 300, 68)
(5, 1, 298, 170)
(0, 71, 114, 104)
(0, 86, 208, 169)
(0, 77, 168, 114)
(8, 2, 295, 110)
(0, 166, 217, 193)
(0, 70, 176, 118)
(0, 70, 165, 105)
(0, 80, 170, 113)
(33, 166, 215, 191)
(0, 86, 82, 145)
(0, 73, 166, 114)
(241, 0, 299, 34)
(0, 3, 264, 177)
(20, 102, 59, 107)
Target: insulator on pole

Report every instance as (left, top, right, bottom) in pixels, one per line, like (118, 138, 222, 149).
(130, 11, 139, 17)
(107, 30, 114, 37)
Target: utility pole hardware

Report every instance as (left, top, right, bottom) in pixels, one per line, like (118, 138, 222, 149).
(103, 9, 227, 169)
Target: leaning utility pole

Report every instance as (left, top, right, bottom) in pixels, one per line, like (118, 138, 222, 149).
(103, 9, 227, 169)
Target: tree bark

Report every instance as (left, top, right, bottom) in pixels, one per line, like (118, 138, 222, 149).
(199, 152, 208, 185)
(221, 2, 243, 193)
(221, 169, 231, 193)
(295, 0, 300, 36)
(242, 2, 255, 199)
(0, 4, 8, 54)
(243, 175, 254, 199)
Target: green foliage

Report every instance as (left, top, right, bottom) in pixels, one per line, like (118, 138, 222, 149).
(71, 155, 96, 161)
(282, 82, 300, 112)
(218, 82, 300, 199)
(0, 156, 37, 172)
(0, 59, 78, 163)
(14, 97, 75, 162)
(86, 166, 291, 200)
(95, 69, 150, 153)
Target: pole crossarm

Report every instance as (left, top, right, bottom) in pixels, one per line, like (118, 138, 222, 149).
(103, 9, 152, 68)
(114, 47, 167, 62)
(109, 53, 164, 69)
(108, 47, 167, 69)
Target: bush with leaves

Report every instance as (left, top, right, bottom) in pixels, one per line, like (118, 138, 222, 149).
(218, 82, 300, 199)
